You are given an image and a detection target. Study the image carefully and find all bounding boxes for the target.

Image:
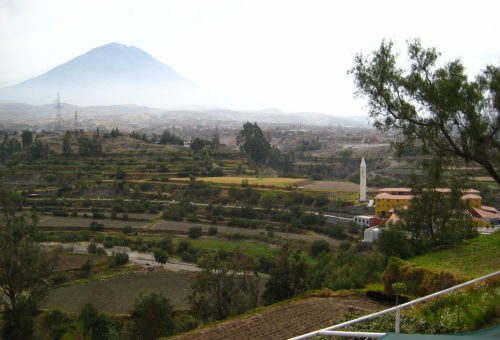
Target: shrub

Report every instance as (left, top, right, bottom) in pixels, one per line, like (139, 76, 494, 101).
(208, 226, 218, 236)
(81, 259, 94, 271)
(89, 221, 104, 231)
(87, 242, 98, 254)
(52, 210, 69, 217)
(122, 225, 133, 234)
(44, 306, 71, 327)
(188, 226, 203, 239)
(92, 211, 105, 219)
(96, 247, 107, 255)
(109, 251, 129, 267)
(310, 239, 330, 257)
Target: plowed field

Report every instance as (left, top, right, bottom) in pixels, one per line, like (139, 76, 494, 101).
(171, 296, 389, 340)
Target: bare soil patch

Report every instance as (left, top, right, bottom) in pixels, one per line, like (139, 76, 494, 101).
(302, 180, 377, 192)
(171, 296, 389, 340)
(54, 253, 108, 271)
(43, 271, 193, 313)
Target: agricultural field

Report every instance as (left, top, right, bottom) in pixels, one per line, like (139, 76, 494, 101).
(43, 271, 193, 313)
(171, 176, 307, 187)
(152, 221, 343, 246)
(170, 296, 389, 340)
(302, 180, 377, 192)
(53, 253, 108, 271)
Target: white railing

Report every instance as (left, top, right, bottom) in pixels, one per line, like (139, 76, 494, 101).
(289, 270, 500, 340)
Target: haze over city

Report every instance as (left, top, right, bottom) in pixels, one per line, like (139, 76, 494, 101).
(1, 0, 499, 115)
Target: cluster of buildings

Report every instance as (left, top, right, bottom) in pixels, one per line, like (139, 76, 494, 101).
(355, 160, 500, 242)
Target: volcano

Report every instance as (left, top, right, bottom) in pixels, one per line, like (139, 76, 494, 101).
(0, 42, 230, 108)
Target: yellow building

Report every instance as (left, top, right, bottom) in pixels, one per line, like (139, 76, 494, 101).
(374, 193, 412, 217)
(374, 188, 482, 218)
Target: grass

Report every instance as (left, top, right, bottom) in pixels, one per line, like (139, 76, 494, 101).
(408, 230, 500, 278)
(172, 238, 276, 257)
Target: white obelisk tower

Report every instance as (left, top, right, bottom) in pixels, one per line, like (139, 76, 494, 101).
(360, 157, 366, 201)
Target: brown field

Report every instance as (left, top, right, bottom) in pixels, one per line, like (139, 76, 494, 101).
(171, 296, 389, 340)
(170, 176, 306, 187)
(43, 271, 193, 313)
(37, 216, 150, 229)
(54, 253, 108, 271)
(302, 180, 377, 192)
(152, 221, 342, 246)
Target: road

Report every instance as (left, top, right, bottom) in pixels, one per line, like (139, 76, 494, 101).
(41, 242, 201, 271)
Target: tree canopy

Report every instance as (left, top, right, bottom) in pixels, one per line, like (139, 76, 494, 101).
(349, 38, 500, 185)
(236, 122, 271, 163)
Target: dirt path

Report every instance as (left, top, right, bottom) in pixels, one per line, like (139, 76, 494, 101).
(171, 296, 389, 340)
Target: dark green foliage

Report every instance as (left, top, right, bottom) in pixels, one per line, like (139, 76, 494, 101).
(87, 242, 98, 254)
(78, 134, 102, 156)
(236, 122, 271, 163)
(79, 302, 98, 337)
(115, 168, 127, 179)
(130, 290, 177, 340)
(208, 226, 218, 236)
(0, 181, 60, 340)
(310, 239, 330, 257)
(62, 131, 72, 156)
(313, 194, 329, 207)
(153, 248, 168, 266)
(376, 223, 416, 260)
(158, 129, 183, 145)
(188, 226, 203, 239)
(187, 250, 261, 321)
(89, 220, 104, 231)
(108, 251, 129, 267)
(52, 209, 69, 217)
(190, 137, 211, 152)
(261, 244, 309, 305)
(157, 237, 174, 253)
(349, 38, 500, 185)
(176, 239, 191, 255)
(81, 259, 94, 271)
(310, 251, 385, 291)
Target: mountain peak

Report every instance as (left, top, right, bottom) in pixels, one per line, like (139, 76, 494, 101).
(0, 42, 218, 107)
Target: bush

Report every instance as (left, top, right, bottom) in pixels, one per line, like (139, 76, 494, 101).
(89, 221, 104, 231)
(87, 242, 98, 254)
(81, 259, 94, 271)
(52, 209, 69, 217)
(188, 226, 203, 239)
(109, 251, 129, 267)
(44, 307, 71, 330)
(310, 239, 330, 257)
(92, 211, 105, 219)
(96, 247, 107, 255)
(122, 225, 133, 234)
(208, 226, 218, 236)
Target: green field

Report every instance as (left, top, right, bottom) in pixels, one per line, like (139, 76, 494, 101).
(408, 230, 500, 278)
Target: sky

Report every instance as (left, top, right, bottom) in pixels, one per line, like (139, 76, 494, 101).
(0, 0, 499, 116)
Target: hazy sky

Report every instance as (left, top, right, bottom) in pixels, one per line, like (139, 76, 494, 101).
(1, 0, 499, 115)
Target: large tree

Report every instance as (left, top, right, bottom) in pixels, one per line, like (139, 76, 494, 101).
(349, 39, 500, 185)
(0, 177, 60, 339)
(187, 249, 260, 321)
(261, 243, 309, 305)
(236, 122, 271, 163)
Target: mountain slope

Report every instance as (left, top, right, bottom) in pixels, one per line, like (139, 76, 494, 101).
(0, 43, 231, 108)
